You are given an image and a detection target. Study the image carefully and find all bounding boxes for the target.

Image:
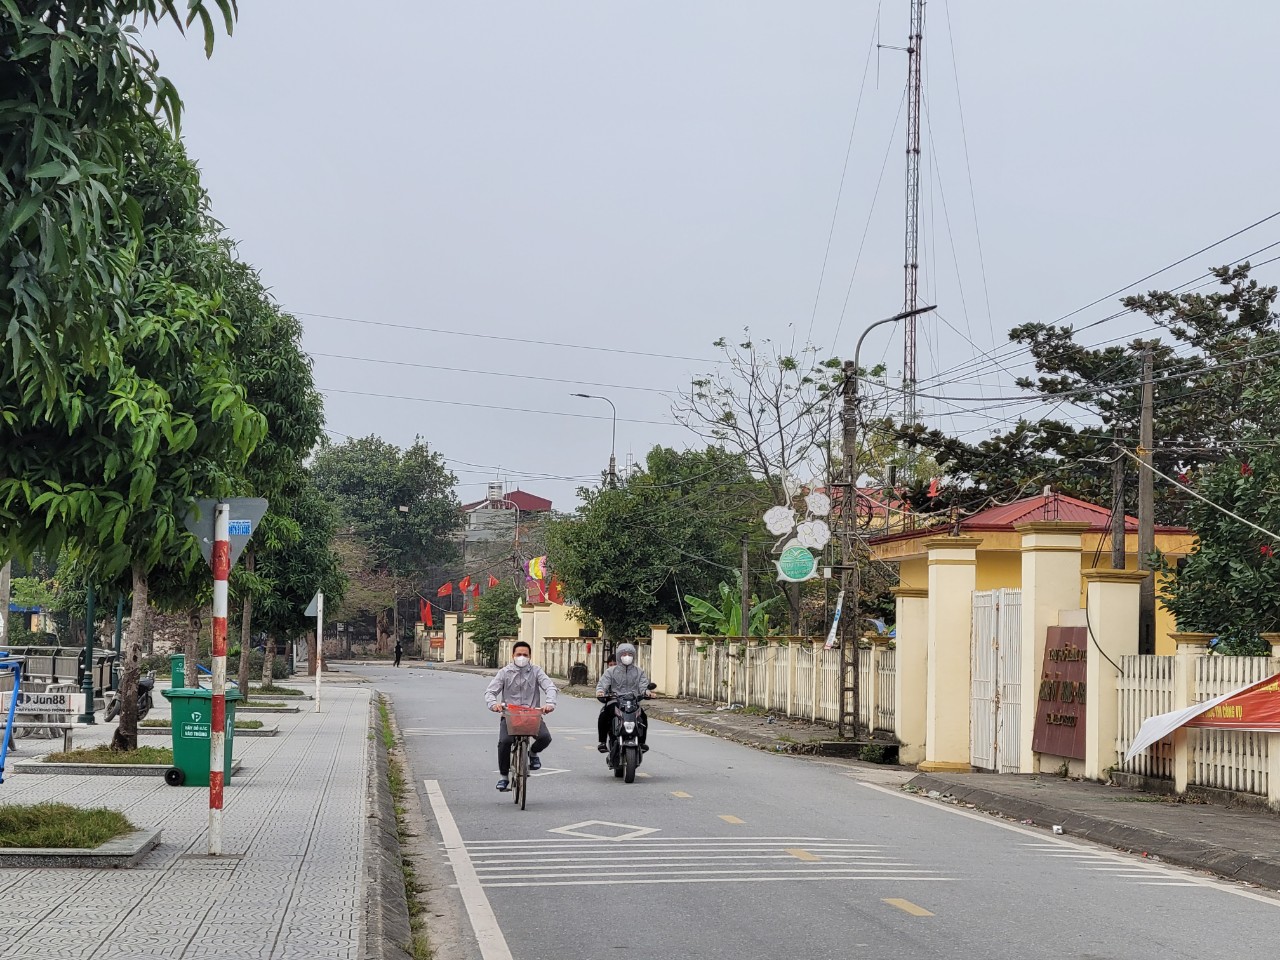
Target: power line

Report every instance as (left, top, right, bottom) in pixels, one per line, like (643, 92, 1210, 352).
(296, 311, 713, 364)
(310, 351, 671, 395)
(802, 16, 880, 350)
(318, 387, 680, 427)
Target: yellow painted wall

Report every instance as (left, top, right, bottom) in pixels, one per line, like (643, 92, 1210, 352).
(877, 528, 1193, 656)
(977, 552, 1022, 591)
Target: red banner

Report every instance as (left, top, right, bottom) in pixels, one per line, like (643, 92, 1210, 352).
(1187, 675, 1280, 730)
(437, 582, 453, 597)
(459, 575, 472, 593)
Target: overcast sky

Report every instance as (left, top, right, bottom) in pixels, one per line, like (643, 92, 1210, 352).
(146, 1, 1280, 508)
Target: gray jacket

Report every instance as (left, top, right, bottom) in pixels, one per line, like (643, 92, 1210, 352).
(596, 662, 649, 700)
(485, 662, 558, 709)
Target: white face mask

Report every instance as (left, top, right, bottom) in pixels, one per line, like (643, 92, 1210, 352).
(620, 655, 634, 666)
(513, 655, 530, 668)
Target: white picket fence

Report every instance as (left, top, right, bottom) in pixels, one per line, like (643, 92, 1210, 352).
(1194, 655, 1272, 796)
(673, 638, 896, 732)
(1117, 653, 1273, 797)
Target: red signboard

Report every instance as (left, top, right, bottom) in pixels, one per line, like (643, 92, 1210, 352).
(1187, 675, 1280, 730)
(429, 636, 445, 649)
(1031, 626, 1088, 760)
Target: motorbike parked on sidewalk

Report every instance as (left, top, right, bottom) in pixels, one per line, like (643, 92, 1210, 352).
(604, 683, 656, 783)
(104, 672, 155, 722)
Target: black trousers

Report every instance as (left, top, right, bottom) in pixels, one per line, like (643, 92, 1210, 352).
(497, 717, 552, 776)
(598, 703, 647, 745)
(394, 649, 402, 666)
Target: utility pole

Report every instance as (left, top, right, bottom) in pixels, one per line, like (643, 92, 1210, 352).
(1138, 347, 1156, 654)
(838, 358, 863, 739)
(1111, 434, 1126, 571)
(740, 535, 751, 640)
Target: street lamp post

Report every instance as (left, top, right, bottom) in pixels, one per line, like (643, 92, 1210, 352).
(78, 584, 96, 724)
(836, 304, 936, 739)
(571, 393, 617, 487)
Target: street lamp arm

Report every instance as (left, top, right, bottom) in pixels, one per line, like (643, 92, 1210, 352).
(851, 305, 937, 394)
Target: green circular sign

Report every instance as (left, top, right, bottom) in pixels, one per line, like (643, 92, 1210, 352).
(776, 543, 818, 582)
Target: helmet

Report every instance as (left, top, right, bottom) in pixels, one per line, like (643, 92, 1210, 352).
(615, 643, 637, 659)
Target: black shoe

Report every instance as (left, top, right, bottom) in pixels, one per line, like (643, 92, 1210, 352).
(641, 744, 650, 753)
(529, 754, 542, 771)
(496, 778, 510, 792)
(597, 742, 608, 753)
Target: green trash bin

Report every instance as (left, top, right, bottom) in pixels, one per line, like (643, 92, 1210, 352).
(161, 687, 241, 787)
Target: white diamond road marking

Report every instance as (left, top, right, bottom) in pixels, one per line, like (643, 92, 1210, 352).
(461, 836, 952, 888)
(548, 820, 660, 841)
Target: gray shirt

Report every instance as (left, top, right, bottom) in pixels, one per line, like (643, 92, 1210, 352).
(485, 662, 558, 709)
(596, 662, 649, 700)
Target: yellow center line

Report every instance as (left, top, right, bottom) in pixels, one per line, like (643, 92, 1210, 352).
(883, 898, 934, 917)
(718, 815, 745, 825)
(671, 791, 692, 798)
(785, 848, 820, 862)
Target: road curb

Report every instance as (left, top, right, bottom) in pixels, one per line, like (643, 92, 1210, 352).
(362, 699, 414, 960)
(907, 773, 1280, 890)
(13, 760, 243, 778)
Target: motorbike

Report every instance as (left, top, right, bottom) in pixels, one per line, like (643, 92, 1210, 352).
(604, 683, 656, 783)
(104, 672, 155, 722)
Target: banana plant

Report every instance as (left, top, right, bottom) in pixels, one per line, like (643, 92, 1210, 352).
(683, 578, 781, 637)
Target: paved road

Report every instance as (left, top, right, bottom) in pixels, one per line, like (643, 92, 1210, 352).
(358, 663, 1280, 960)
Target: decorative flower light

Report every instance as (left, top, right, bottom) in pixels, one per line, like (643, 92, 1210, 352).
(795, 519, 831, 550)
(763, 505, 796, 536)
(805, 492, 832, 517)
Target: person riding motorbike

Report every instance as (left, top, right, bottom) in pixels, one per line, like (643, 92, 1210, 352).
(595, 643, 651, 754)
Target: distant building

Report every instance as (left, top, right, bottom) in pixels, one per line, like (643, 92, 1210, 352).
(456, 482, 553, 584)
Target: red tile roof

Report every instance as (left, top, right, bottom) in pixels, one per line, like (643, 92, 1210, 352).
(460, 489, 553, 513)
(870, 492, 1187, 546)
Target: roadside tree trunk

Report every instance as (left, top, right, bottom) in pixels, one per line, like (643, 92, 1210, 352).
(111, 562, 149, 752)
(236, 546, 255, 702)
(183, 607, 201, 687)
(261, 633, 276, 688)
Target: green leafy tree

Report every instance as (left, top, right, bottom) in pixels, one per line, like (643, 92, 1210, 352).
(310, 436, 460, 651)
(546, 446, 770, 639)
(254, 472, 346, 685)
(1159, 445, 1280, 654)
(468, 580, 521, 667)
(1, 2, 234, 408)
(904, 265, 1279, 522)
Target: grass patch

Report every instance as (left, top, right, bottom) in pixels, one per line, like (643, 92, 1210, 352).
(0, 803, 135, 849)
(246, 701, 285, 708)
(140, 719, 263, 730)
(44, 745, 173, 765)
(252, 685, 306, 697)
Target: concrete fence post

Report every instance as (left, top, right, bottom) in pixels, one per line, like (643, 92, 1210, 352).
(1170, 632, 1212, 793)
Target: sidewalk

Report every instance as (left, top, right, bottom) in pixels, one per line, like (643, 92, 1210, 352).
(0, 681, 404, 960)
(432, 660, 1280, 890)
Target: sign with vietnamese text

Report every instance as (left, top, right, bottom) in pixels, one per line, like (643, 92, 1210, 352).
(0, 690, 85, 716)
(1031, 626, 1087, 760)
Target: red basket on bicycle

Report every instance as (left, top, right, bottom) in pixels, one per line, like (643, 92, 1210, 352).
(503, 704, 543, 736)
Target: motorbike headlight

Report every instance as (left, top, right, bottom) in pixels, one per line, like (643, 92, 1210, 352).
(623, 721, 636, 733)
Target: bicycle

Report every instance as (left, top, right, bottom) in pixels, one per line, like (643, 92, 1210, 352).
(502, 704, 544, 810)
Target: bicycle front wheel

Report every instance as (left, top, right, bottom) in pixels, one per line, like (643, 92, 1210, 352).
(517, 737, 530, 810)
(512, 739, 524, 806)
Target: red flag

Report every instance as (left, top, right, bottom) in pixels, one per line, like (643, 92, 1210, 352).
(548, 578, 564, 604)
(928, 477, 939, 498)
(472, 584, 480, 597)
(437, 582, 453, 597)
(419, 599, 434, 628)
(459, 575, 472, 593)
(488, 574, 500, 588)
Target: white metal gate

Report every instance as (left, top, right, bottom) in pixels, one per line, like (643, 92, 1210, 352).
(970, 588, 1022, 773)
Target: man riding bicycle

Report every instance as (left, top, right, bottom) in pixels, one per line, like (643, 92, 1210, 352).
(485, 640, 557, 792)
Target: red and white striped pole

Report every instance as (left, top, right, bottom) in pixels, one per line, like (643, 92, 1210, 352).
(209, 502, 230, 856)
